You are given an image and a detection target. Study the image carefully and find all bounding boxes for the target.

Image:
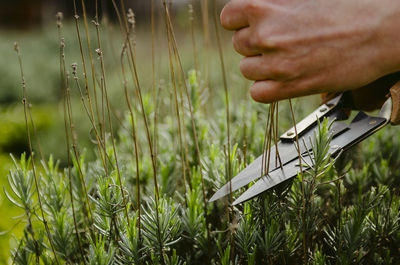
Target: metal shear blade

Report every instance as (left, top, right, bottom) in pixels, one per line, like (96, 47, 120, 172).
(208, 119, 348, 202)
(209, 94, 393, 205)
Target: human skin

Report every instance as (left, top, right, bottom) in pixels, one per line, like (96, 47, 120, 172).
(220, 0, 400, 103)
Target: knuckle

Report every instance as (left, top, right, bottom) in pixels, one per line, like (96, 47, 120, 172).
(261, 37, 279, 49)
(250, 31, 266, 49)
(261, 34, 282, 49)
(252, 31, 278, 50)
(243, 0, 262, 14)
(250, 32, 263, 48)
(269, 66, 285, 78)
(269, 59, 297, 78)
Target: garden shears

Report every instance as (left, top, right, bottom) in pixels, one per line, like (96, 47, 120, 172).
(209, 74, 400, 205)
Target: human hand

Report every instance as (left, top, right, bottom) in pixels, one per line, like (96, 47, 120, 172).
(221, 0, 400, 103)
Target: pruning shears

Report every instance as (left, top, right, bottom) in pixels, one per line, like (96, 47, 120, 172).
(209, 74, 400, 205)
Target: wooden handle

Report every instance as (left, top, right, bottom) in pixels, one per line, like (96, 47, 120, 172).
(321, 72, 400, 111)
(321, 73, 400, 124)
(390, 81, 400, 125)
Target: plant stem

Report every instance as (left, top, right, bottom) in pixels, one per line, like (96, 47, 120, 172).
(96, 45, 131, 224)
(14, 42, 60, 265)
(72, 0, 108, 173)
(200, 0, 210, 90)
(57, 14, 86, 264)
(164, 2, 188, 196)
(80, 0, 103, 138)
(162, 0, 210, 239)
(288, 99, 307, 263)
(189, 3, 199, 73)
(151, 0, 158, 174)
(113, 0, 160, 200)
(121, 45, 141, 241)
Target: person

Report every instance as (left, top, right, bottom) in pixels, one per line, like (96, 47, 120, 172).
(220, 0, 400, 110)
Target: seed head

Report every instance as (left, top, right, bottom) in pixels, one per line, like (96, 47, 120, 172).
(121, 43, 127, 55)
(127, 9, 135, 27)
(56, 12, 63, 27)
(71, 63, 78, 77)
(188, 4, 194, 20)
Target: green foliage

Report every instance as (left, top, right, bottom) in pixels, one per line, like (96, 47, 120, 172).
(87, 235, 116, 265)
(118, 212, 143, 264)
(217, 242, 233, 265)
(4, 110, 400, 264)
(235, 205, 257, 259)
(3, 154, 35, 213)
(181, 170, 206, 243)
(142, 196, 181, 257)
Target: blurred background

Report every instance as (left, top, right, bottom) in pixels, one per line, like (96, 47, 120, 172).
(1, 0, 160, 29)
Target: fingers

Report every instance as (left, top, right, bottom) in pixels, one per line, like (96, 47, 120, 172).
(221, 1, 322, 103)
(220, 0, 249, 30)
(250, 80, 312, 103)
(232, 28, 263, 56)
(240, 55, 295, 81)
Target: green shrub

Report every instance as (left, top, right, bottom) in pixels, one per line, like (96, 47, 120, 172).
(3, 103, 400, 264)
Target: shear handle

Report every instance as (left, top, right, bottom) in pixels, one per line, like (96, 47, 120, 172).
(323, 72, 400, 125)
(389, 81, 400, 125)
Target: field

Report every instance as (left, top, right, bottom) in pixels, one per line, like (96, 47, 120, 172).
(1, 1, 400, 264)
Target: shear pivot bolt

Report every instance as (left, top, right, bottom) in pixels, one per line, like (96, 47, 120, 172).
(320, 107, 327, 112)
(369, 120, 377, 125)
(287, 131, 294, 136)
